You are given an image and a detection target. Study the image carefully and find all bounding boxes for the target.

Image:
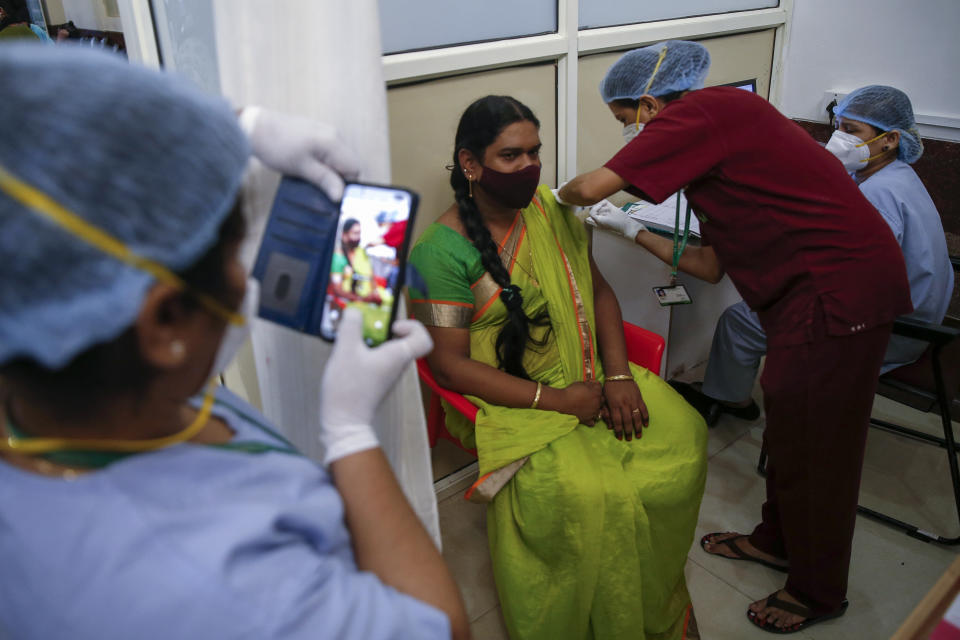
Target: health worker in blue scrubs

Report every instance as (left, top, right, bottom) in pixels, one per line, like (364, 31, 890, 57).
(0, 44, 468, 640)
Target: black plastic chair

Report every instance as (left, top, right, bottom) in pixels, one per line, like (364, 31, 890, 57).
(758, 255, 960, 544)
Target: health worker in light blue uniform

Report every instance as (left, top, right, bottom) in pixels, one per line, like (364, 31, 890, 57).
(0, 44, 467, 640)
(677, 84, 954, 424)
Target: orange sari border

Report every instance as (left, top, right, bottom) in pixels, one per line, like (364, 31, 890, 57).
(497, 210, 523, 251)
(470, 272, 500, 310)
(531, 197, 597, 381)
(498, 215, 524, 274)
(464, 456, 529, 503)
(472, 289, 503, 323)
(469, 216, 529, 323)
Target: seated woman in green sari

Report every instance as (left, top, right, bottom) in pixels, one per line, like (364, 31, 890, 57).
(330, 218, 392, 341)
(408, 95, 707, 640)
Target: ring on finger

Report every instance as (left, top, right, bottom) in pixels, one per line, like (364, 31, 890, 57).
(631, 408, 641, 414)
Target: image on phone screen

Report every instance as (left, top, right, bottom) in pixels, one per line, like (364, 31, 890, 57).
(319, 183, 417, 346)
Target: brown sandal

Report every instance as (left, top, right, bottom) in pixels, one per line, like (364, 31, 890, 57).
(747, 591, 849, 634)
(700, 532, 789, 573)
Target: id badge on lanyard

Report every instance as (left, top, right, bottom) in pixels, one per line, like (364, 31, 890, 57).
(654, 192, 693, 306)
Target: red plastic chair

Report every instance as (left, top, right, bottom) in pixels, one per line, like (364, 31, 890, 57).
(416, 321, 666, 455)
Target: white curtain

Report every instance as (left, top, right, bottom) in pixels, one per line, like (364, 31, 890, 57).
(211, 0, 440, 546)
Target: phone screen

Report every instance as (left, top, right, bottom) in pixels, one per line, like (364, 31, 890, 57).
(319, 183, 417, 345)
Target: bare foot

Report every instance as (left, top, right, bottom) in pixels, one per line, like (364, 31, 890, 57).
(748, 590, 808, 629)
(701, 532, 788, 568)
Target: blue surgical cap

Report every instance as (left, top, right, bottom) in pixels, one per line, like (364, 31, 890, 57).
(600, 40, 711, 103)
(0, 44, 250, 369)
(834, 85, 923, 164)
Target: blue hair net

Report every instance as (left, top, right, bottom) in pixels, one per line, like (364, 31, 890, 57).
(834, 85, 923, 164)
(600, 40, 711, 103)
(0, 44, 250, 369)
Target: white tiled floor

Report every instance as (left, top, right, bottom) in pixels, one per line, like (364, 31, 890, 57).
(433, 386, 960, 639)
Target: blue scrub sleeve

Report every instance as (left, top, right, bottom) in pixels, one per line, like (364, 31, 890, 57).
(268, 559, 451, 639)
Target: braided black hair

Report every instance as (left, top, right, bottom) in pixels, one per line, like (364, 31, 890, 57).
(451, 95, 548, 379)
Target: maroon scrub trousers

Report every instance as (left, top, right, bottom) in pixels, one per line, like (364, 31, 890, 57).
(750, 306, 892, 613)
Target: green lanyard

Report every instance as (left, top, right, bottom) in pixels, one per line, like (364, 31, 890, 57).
(671, 192, 693, 284)
(4, 398, 301, 470)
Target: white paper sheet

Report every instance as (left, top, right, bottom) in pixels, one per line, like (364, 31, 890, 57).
(625, 192, 701, 237)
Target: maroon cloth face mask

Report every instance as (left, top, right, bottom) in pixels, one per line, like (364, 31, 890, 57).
(477, 163, 541, 209)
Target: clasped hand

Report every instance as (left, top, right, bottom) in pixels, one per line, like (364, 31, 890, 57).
(601, 378, 648, 441)
(553, 381, 604, 426)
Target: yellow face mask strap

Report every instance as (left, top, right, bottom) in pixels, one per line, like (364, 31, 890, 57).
(854, 130, 893, 162)
(642, 45, 669, 95)
(1, 379, 219, 455)
(855, 130, 888, 148)
(0, 164, 244, 326)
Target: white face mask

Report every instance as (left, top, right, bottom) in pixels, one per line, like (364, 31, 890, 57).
(622, 122, 644, 145)
(209, 277, 259, 379)
(825, 129, 874, 172)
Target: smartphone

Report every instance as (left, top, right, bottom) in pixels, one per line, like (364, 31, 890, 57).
(252, 178, 418, 346)
(253, 176, 340, 337)
(253, 176, 419, 346)
(319, 182, 419, 345)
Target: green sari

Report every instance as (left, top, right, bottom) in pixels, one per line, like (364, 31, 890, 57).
(331, 247, 392, 342)
(0, 24, 39, 40)
(409, 185, 707, 640)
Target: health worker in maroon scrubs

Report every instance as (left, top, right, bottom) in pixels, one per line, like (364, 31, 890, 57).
(558, 40, 912, 634)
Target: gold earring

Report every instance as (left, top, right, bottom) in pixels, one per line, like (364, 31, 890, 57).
(467, 173, 474, 198)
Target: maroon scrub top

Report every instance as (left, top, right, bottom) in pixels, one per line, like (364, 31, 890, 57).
(605, 87, 912, 347)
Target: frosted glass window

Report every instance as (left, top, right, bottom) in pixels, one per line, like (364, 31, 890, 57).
(150, 0, 220, 94)
(38, 0, 124, 31)
(580, 0, 778, 30)
(379, 0, 556, 54)
(36, 0, 126, 51)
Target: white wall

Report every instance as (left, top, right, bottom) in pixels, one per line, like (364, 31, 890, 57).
(388, 64, 558, 240)
(779, 0, 960, 141)
(41, 0, 66, 24)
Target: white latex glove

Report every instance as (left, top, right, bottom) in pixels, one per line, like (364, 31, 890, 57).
(586, 199, 647, 240)
(318, 308, 434, 467)
(240, 106, 361, 201)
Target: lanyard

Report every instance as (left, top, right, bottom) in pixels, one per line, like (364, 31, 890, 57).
(1, 381, 218, 456)
(2, 392, 301, 470)
(671, 192, 693, 284)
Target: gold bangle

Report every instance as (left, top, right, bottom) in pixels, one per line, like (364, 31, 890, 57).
(531, 381, 543, 409)
(606, 374, 633, 382)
